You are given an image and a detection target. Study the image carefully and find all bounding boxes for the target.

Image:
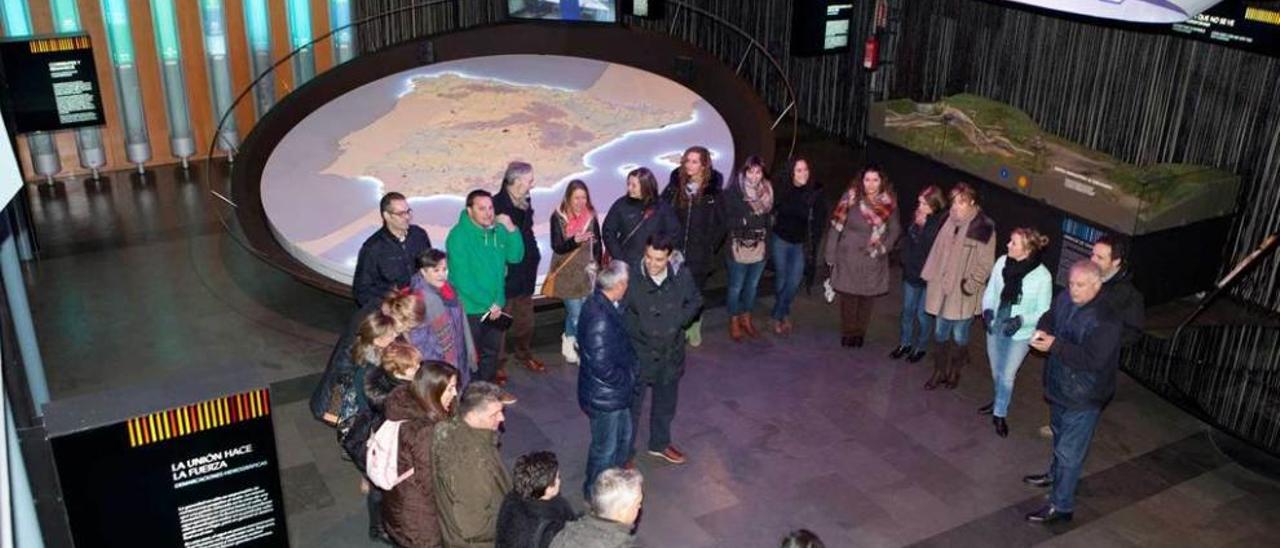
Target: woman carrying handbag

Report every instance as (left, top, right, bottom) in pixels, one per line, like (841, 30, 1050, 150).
(545, 180, 604, 364)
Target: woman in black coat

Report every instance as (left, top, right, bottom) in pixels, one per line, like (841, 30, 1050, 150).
(601, 167, 677, 267)
(660, 146, 726, 346)
(769, 156, 827, 336)
(890, 185, 948, 363)
(496, 451, 577, 548)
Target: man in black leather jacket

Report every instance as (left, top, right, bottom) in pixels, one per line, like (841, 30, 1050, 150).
(576, 260, 638, 497)
(1022, 260, 1122, 525)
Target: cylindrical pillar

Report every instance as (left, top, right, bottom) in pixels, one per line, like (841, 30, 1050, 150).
(242, 0, 275, 118)
(6, 403, 46, 548)
(149, 0, 195, 164)
(2, 1, 63, 181)
(329, 0, 354, 64)
(100, 0, 152, 169)
(199, 0, 240, 152)
(286, 0, 315, 85)
(51, 0, 107, 176)
(1, 216, 49, 413)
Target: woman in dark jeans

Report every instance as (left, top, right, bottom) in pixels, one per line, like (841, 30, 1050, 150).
(890, 185, 948, 362)
(722, 155, 774, 341)
(769, 156, 826, 335)
(661, 146, 725, 346)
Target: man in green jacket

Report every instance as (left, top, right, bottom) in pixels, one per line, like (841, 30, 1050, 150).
(432, 381, 514, 548)
(447, 189, 525, 383)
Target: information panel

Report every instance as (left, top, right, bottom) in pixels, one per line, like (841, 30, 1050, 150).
(47, 379, 289, 548)
(0, 33, 106, 133)
(1170, 0, 1280, 56)
(792, 1, 856, 56)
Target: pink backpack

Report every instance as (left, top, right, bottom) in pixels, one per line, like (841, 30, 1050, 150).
(366, 419, 414, 490)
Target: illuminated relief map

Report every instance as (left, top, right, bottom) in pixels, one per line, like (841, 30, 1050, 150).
(261, 55, 735, 285)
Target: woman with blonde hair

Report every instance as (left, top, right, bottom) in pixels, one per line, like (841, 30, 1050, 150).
(547, 179, 603, 364)
(980, 228, 1053, 437)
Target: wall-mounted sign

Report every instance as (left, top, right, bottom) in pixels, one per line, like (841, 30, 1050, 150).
(0, 33, 106, 133)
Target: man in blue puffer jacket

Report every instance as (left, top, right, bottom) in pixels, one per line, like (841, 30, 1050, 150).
(576, 260, 638, 498)
(1022, 260, 1122, 525)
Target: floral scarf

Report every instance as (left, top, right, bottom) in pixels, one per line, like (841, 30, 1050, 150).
(831, 188, 895, 258)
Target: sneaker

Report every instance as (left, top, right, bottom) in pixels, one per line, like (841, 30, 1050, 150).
(1038, 425, 1053, 439)
(647, 445, 687, 465)
(686, 321, 702, 347)
(561, 334, 580, 365)
(1025, 504, 1072, 524)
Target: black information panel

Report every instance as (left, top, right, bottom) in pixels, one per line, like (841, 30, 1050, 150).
(792, 0, 857, 56)
(0, 33, 105, 133)
(46, 377, 289, 548)
(1171, 1, 1280, 56)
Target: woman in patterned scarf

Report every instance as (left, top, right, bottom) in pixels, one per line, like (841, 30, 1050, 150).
(823, 166, 901, 348)
(722, 155, 775, 341)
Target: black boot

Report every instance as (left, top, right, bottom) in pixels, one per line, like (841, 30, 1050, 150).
(944, 343, 968, 389)
(890, 345, 912, 359)
(978, 402, 994, 415)
(925, 342, 952, 390)
(907, 349, 927, 363)
(993, 416, 1009, 438)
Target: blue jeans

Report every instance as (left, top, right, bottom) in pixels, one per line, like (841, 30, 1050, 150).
(986, 332, 1032, 417)
(726, 258, 766, 315)
(770, 236, 806, 320)
(563, 297, 585, 337)
(898, 282, 933, 349)
(1048, 404, 1102, 513)
(934, 316, 973, 345)
(584, 408, 633, 497)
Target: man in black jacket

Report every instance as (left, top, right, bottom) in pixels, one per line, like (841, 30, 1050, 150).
(1091, 235, 1145, 345)
(352, 192, 432, 307)
(494, 161, 546, 374)
(1023, 260, 1122, 524)
(576, 260, 637, 497)
(624, 236, 703, 465)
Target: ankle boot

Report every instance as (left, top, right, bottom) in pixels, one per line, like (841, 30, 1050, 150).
(925, 341, 952, 390)
(741, 314, 759, 338)
(945, 343, 968, 389)
(729, 314, 743, 342)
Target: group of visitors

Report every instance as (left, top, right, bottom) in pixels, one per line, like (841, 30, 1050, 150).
(311, 149, 1146, 544)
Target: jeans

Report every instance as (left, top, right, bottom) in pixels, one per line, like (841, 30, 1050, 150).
(726, 258, 766, 315)
(629, 379, 680, 458)
(466, 314, 504, 382)
(898, 282, 933, 349)
(584, 408, 633, 497)
(986, 332, 1032, 417)
(1047, 404, 1102, 513)
(563, 297, 585, 337)
(934, 316, 974, 345)
(770, 236, 806, 320)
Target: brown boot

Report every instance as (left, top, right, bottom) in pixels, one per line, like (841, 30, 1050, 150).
(945, 343, 968, 389)
(741, 314, 759, 338)
(925, 341, 952, 390)
(729, 314, 743, 342)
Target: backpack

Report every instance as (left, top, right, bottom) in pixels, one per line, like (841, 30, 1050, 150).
(365, 419, 414, 490)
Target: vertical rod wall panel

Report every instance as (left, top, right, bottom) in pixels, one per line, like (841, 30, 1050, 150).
(242, 0, 274, 117)
(200, 0, 240, 151)
(329, 0, 355, 64)
(99, 0, 152, 169)
(2, 0, 62, 181)
(149, 0, 195, 164)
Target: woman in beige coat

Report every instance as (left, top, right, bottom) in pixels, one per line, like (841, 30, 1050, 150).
(920, 182, 996, 389)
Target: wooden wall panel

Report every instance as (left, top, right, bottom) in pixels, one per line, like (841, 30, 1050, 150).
(310, 0, 334, 74)
(267, 0, 295, 98)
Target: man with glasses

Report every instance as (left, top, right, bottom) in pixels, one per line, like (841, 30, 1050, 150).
(353, 192, 432, 307)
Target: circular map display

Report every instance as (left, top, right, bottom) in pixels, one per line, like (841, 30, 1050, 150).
(261, 54, 736, 286)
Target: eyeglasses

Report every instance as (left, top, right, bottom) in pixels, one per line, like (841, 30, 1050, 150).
(387, 208, 412, 218)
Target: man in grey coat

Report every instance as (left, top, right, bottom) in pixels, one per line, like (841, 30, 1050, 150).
(623, 235, 703, 465)
(550, 468, 642, 548)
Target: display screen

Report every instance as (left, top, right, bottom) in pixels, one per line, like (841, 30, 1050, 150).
(999, 0, 1223, 24)
(0, 33, 106, 133)
(792, 1, 856, 56)
(508, 0, 619, 22)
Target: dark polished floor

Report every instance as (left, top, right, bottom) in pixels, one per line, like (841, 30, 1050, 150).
(19, 142, 1280, 547)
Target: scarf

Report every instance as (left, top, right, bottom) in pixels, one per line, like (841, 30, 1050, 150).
(832, 188, 895, 257)
(562, 208, 593, 238)
(741, 177, 774, 215)
(1000, 255, 1039, 306)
